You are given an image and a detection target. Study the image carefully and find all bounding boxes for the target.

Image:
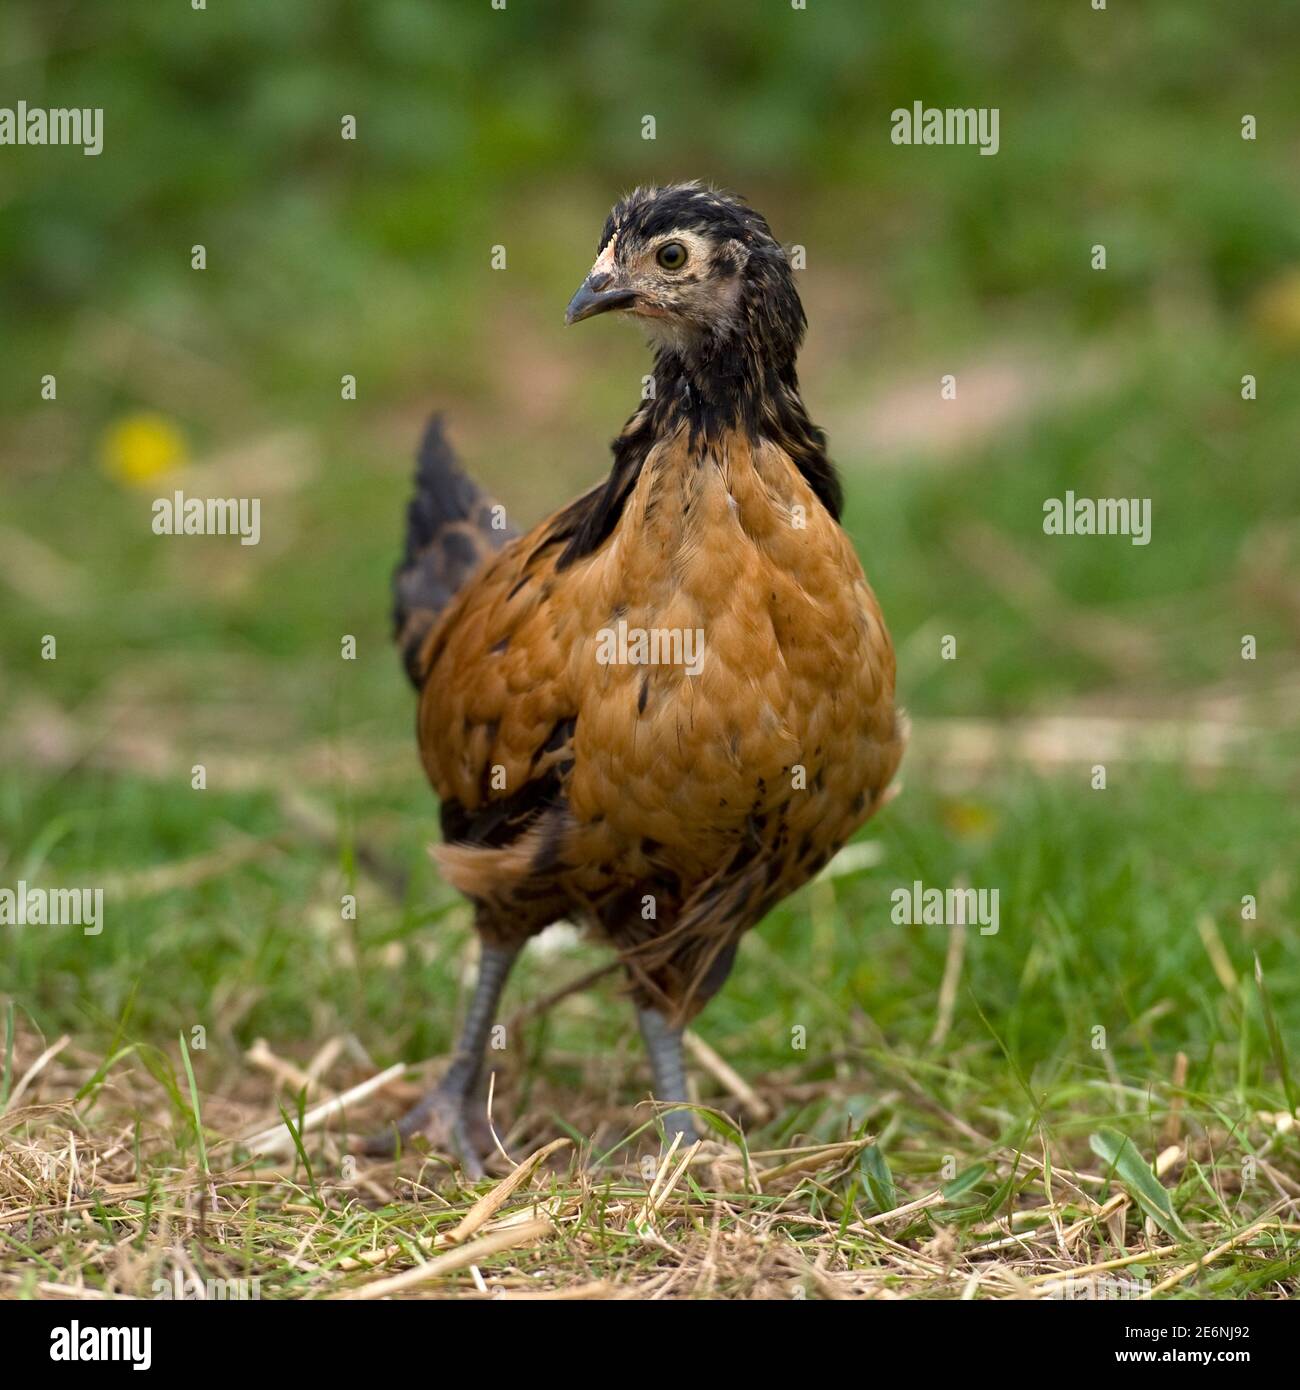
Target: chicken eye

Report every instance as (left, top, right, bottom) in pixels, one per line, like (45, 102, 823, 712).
(656, 241, 688, 270)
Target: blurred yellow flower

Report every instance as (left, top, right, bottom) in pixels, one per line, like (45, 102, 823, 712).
(100, 413, 189, 486)
(939, 799, 998, 840)
(1250, 268, 1300, 349)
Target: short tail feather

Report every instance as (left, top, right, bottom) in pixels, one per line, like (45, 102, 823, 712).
(393, 414, 511, 686)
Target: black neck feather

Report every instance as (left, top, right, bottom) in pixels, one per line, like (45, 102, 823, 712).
(550, 332, 841, 569)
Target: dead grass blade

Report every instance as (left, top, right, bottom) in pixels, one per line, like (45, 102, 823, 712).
(343, 1218, 553, 1300)
(449, 1137, 572, 1243)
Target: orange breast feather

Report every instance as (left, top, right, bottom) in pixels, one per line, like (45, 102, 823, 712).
(414, 426, 903, 1011)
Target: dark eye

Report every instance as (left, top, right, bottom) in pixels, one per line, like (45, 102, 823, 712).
(656, 241, 688, 270)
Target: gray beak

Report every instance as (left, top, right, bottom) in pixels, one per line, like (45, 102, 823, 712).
(565, 273, 638, 325)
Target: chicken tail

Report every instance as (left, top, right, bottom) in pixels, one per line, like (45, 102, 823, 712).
(392, 414, 512, 686)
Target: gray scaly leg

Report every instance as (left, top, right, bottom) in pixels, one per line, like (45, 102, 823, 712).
(364, 943, 518, 1177)
(636, 1007, 697, 1146)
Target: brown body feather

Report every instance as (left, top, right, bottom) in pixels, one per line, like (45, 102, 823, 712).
(410, 420, 903, 1020)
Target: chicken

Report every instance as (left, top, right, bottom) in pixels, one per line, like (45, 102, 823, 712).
(373, 183, 905, 1174)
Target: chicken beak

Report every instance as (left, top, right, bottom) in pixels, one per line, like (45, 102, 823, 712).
(565, 273, 638, 325)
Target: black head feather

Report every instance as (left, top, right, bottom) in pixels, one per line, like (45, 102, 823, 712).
(550, 183, 842, 567)
(596, 182, 808, 373)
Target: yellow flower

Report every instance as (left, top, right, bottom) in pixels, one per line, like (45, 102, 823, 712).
(1251, 268, 1300, 349)
(940, 799, 998, 840)
(100, 413, 188, 486)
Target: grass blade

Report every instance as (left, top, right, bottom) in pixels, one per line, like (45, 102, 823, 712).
(278, 1097, 318, 1199)
(1089, 1126, 1190, 1243)
(1, 1001, 13, 1110)
(941, 1162, 988, 1202)
(1254, 954, 1297, 1118)
(858, 1141, 896, 1213)
(178, 1030, 209, 1177)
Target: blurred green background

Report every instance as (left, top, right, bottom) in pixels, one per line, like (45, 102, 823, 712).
(1, 2, 1297, 1133)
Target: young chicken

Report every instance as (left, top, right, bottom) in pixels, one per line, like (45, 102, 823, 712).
(375, 183, 905, 1173)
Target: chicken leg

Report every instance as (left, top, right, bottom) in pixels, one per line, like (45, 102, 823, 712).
(364, 943, 518, 1178)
